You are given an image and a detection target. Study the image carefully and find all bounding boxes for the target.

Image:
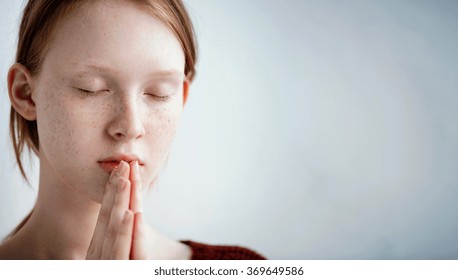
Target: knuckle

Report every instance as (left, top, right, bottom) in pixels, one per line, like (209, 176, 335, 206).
(105, 226, 117, 240)
(120, 178, 131, 187)
(114, 180, 130, 205)
(99, 206, 110, 219)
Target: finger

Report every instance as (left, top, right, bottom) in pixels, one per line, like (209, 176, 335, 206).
(129, 161, 143, 213)
(101, 177, 130, 259)
(131, 212, 148, 259)
(111, 210, 134, 259)
(87, 164, 124, 259)
(101, 161, 131, 259)
(101, 161, 130, 259)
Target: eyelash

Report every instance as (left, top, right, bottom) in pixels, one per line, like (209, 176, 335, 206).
(78, 88, 98, 95)
(151, 95, 171, 102)
(77, 88, 171, 102)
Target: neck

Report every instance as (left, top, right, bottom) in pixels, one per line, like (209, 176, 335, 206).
(8, 157, 191, 260)
(15, 158, 100, 259)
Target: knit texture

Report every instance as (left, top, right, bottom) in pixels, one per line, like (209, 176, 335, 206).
(180, 240, 266, 260)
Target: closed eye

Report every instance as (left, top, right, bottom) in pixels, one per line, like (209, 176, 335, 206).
(77, 88, 97, 95)
(145, 93, 172, 102)
(75, 87, 110, 96)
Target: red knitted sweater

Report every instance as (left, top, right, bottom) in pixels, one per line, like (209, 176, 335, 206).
(180, 240, 266, 260)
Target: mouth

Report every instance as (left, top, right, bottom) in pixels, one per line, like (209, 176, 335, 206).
(98, 154, 144, 174)
(98, 161, 123, 173)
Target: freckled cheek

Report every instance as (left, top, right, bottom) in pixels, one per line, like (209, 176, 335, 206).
(145, 106, 182, 161)
(154, 106, 181, 137)
(38, 97, 68, 145)
(37, 92, 95, 163)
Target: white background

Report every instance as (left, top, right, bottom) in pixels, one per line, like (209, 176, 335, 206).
(1, 0, 457, 259)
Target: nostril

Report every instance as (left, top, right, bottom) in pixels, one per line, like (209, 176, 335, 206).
(108, 114, 145, 140)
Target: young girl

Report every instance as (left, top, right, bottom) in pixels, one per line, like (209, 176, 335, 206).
(0, 0, 264, 260)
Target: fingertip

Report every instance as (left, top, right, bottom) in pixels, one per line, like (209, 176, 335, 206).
(123, 210, 133, 223)
(116, 160, 130, 178)
(134, 160, 140, 171)
(130, 160, 141, 179)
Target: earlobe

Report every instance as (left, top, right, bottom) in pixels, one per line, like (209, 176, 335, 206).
(182, 79, 189, 108)
(8, 63, 37, 121)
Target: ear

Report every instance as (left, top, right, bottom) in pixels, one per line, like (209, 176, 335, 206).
(8, 63, 37, 121)
(182, 79, 189, 108)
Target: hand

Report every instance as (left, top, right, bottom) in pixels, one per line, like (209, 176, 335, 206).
(129, 160, 147, 259)
(86, 160, 146, 259)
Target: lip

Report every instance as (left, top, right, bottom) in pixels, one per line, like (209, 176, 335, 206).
(98, 153, 144, 174)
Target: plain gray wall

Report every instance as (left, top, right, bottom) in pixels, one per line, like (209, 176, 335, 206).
(1, 0, 457, 259)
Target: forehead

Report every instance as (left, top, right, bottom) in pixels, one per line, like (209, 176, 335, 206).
(41, 0, 185, 79)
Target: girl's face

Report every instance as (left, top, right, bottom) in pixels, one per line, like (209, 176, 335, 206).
(33, 0, 186, 202)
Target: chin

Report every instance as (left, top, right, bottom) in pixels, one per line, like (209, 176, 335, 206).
(76, 173, 109, 204)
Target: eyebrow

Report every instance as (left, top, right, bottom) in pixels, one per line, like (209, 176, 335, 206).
(76, 64, 184, 79)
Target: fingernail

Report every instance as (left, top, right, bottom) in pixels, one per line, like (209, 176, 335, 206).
(109, 168, 117, 184)
(123, 210, 132, 223)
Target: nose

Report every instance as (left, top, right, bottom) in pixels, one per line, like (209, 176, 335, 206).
(107, 93, 145, 141)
